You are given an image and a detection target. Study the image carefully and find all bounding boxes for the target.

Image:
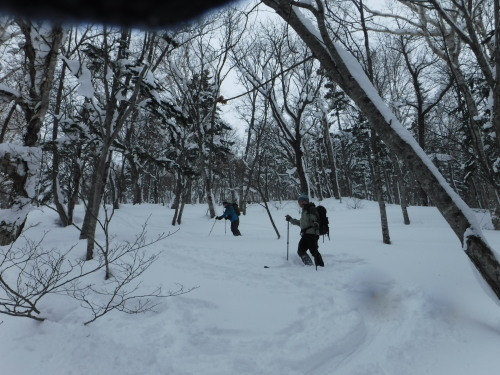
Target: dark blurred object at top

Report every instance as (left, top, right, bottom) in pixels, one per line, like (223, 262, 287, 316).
(0, 0, 236, 29)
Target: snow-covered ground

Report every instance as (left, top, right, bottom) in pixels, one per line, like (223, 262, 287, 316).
(2, 198, 500, 374)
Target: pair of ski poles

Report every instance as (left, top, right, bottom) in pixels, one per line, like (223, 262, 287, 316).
(208, 216, 227, 236)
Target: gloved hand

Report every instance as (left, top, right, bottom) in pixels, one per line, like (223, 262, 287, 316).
(313, 222, 319, 228)
(216, 216, 223, 220)
(285, 215, 292, 222)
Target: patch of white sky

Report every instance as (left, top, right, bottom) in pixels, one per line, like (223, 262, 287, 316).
(218, 0, 274, 138)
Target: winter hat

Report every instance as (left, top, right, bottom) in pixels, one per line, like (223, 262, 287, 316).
(222, 201, 229, 205)
(297, 194, 309, 203)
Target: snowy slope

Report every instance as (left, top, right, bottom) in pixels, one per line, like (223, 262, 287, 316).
(1, 199, 500, 375)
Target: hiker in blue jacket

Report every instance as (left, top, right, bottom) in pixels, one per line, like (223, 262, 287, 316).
(216, 201, 241, 236)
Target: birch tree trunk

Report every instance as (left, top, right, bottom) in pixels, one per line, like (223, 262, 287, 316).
(262, 0, 500, 299)
(370, 129, 391, 244)
(391, 155, 411, 225)
(321, 114, 341, 199)
(359, 0, 390, 244)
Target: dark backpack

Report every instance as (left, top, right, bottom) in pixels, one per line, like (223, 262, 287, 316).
(305, 203, 330, 238)
(316, 205, 330, 238)
(232, 203, 241, 216)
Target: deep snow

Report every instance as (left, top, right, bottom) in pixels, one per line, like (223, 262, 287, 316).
(1, 198, 500, 374)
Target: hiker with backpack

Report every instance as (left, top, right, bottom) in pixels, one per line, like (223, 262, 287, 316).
(285, 194, 325, 268)
(216, 201, 242, 236)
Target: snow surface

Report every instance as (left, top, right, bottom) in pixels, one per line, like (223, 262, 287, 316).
(2, 198, 500, 375)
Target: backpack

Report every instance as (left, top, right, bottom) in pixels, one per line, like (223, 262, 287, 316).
(316, 205, 330, 238)
(232, 202, 241, 216)
(307, 203, 330, 238)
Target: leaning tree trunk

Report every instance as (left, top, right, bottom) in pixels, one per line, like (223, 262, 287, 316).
(254, 176, 281, 240)
(262, 0, 500, 299)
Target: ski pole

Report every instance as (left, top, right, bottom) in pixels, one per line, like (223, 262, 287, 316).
(209, 218, 217, 236)
(225, 219, 227, 235)
(286, 221, 289, 261)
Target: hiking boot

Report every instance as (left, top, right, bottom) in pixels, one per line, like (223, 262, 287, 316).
(314, 253, 324, 267)
(301, 255, 313, 266)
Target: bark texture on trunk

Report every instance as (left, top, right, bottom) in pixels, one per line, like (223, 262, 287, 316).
(322, 115, 341, 199)
(370, 130, 391, 244)
(0, 24, 63, 245)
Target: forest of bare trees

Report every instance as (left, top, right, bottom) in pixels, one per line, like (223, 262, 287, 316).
(1, 0, 500, 317)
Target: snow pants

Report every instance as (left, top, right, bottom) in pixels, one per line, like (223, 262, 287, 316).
(230, 220, 241, 236)
(297, 234, 323, 266)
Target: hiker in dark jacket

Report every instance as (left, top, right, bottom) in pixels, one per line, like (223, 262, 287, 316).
(286, 194, 324, 267)
(216, 201, 241, 236)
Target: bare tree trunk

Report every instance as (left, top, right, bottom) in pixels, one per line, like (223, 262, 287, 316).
(79, 29, 148, 259)
(321, 114, 341, 199)
(67, 148, 82, 224)
(109, 168, 120, 210)
(493, 0, 500, 153)
(0, 22, 63, 245)
(313, 140, 325, 200)
(487, 187, 500, 230)
(128, 159, 142, 205)
(123, 111, 143, 205)
(51, 63, 70, 226)
(177, 180, 191, 225)
(177, 202, 185, 225)
(80, 147, 112, 260)
(370, 129, 391, 244)
(171, 173, 182, 225)
(255, 178, 281, 240)
(205, 169, 216, 218)
(178, 178, 190, 224)
(262, 0, 500, 299)
(391, 155, 411, 225)
(360, 0, 390, 244)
